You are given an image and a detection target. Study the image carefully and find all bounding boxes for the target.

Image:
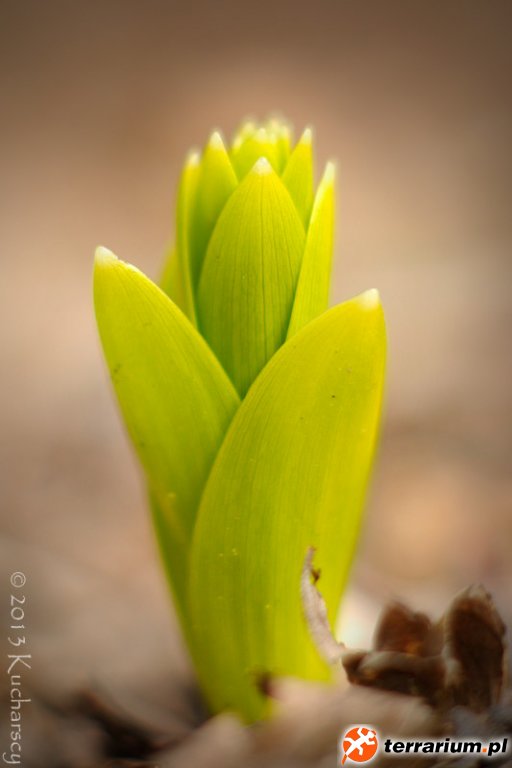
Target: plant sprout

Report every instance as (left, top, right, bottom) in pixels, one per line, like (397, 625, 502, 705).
(94, 119, 386, 722)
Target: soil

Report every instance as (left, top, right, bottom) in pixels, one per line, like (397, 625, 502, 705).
(3, 587, 510, 768)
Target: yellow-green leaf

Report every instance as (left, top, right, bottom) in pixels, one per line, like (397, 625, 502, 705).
(273, 120, 292, 172)
(197, 159, 306, 396)
(282, 128, 314, 226)
(287, 163, 335, 337)
(189, 132, 238, 288)
(93, 247, 240, 615)
(160, 245, 187, 313)
(174, 151, 200, 324)
(230, 127, 283, 179)
(188, 291, 386, 721)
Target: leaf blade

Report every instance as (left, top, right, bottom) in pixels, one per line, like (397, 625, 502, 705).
(230, 126, 284, 179)
(287, 162, 336, 338)
(281, 128, 314, 226)
(160, 245, 187, 313)
(197, 159, 306, 396)
(188, 291, 386, 721)
(189, 132, 238, 288)
(174, 151, 200, 324)
(94, 247, 240, 614)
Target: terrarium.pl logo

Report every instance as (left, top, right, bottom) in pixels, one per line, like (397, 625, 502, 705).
(339, 724, 510, 763)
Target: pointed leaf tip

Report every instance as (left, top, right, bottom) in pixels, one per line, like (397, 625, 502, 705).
(324, 160, 336, 183)
(300, 126, 313, 144)
(186, 150, 201, 166)
(208, 130, 225, 150)
(94, 246, 144, 280)
(252, 156, 273, 174)
(95, 246, 118, 266)
(356, 288, 381, 310)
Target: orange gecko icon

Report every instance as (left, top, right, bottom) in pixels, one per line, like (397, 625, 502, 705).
(341, 726, 379, 764)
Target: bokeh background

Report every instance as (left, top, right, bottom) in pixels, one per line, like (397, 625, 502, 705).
(1, 0, 511, 759)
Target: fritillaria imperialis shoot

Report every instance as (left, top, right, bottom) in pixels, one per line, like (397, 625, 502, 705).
(94, 119, 386, 721)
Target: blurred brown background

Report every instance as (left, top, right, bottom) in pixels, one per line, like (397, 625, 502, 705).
(1, 0, 511, 747)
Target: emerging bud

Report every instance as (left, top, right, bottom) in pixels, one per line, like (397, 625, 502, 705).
(94, 118, 385, 722)
(162, 119, 335, 396)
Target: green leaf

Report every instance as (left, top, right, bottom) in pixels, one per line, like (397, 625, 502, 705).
(160, 245, 187, 313)
(188, 291, 386, 721)
(93, 247, 240, 616)
(230, 127, 283, 179)
(148, 490, 191, 630)
(189, 132, 238, 288)
(287, 163, 335, 338)
(197, 159, 306, 396)
(174, 151, 200, 325)
(230, 120, 292, 175)
(273, 120, 292, 172)
(281, 128, 314, 226)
